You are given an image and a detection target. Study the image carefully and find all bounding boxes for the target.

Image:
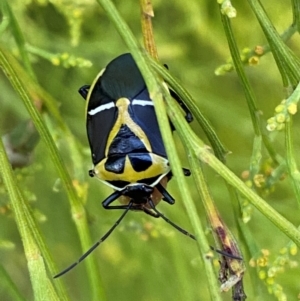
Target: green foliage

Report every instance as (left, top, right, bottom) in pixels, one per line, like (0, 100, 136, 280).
(0, 1, 300, 301)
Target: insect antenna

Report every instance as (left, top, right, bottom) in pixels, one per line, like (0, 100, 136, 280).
(210, 246, 243, 260)
(54, 202, 133, 278)
(149, 201, 243, 260)
(148, 200, 196, 240)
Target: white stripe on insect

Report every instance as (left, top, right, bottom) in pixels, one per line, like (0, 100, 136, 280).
(132, 100, 154, 106)
(88, 102, 115, 115)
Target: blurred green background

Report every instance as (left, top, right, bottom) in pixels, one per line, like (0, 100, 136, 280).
(1, 1, 300, 300)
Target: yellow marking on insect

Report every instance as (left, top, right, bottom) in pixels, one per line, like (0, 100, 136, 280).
(94, 153, 169, 183)
(105, 98, 152, 156)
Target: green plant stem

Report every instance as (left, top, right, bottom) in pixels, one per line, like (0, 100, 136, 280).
(217, 23, 298, 75)
(220, 11, 281, 175)
(0, 138, 60, 301)
(188, 150, 245, 284)
(2, 0, 37, 81)
(18, 188, 69, 301)
(247, 0, 300, 86)
(285, 118, 300, 206)
(1, 48, 86, 182)
(292, 0, 300, 33)
(0, 45, 68, 131)
(249, 135, 262, 179)
(0, 264, 27, 301)
(158, 87, 300, 247)
(192, 134, 300, 246)
(220, 13, 260, 136)
(96, 0, 222, 299)
(220, 11, 283, 166)
(148, 56, 228, 163)
(164, 95, 246, 293)
(0, 46, 106, 301)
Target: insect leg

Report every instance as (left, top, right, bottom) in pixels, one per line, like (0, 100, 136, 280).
(102, 190, 124, 208)
(182, 168, 191, 176)
(150, 198, 242, 259)
(78, 85, 90, 100)
(156, 183, 175, 205)
(148, 200, 196, 241)
(169, 89, 193, 123)
(163, 64, 193, 123)
(166, 168, 190, 184)
(142, 207, 160, 218)
(102, 191, 150, 212)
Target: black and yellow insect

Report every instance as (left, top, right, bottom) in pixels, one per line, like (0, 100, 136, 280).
(80, 53, 192, 215)
(54, 53, 193, 278)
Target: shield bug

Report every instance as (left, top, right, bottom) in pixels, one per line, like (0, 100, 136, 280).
(54, 53, 194, 278)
